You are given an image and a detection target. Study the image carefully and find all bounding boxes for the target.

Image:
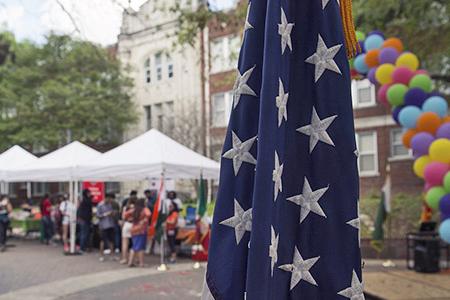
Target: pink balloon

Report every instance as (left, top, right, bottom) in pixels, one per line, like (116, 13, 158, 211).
(378, 84, 391, 106)
(424, 182, 434, 192)
(424, 162, 450, 186)
(392, 67, 414, 85)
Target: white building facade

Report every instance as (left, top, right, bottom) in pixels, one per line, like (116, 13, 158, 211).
(118, 0, 206, 143)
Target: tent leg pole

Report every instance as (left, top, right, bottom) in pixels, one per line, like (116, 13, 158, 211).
(157, 172, 167, 271)
(26, 182, 31, 199)
(69, 181, 76, 254)
(0, 181, 4, 194)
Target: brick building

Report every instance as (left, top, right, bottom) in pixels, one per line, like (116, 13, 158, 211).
(207, 10, 423, 198)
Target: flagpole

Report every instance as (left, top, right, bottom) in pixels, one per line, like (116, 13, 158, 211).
(157, 171, 167, 271)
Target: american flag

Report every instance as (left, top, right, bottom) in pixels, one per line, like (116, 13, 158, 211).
(204, 0, 363, 299)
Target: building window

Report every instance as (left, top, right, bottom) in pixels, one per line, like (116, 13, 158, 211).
(144, 58, 151, 83)
(154, 103, 163, 130)
(167, 55, 174, 78)
(155, 52, 162, 81)
(351, 79, 376, 108)
(212, 91, 233, 127)
(210, 35, 240, 74)
(356, 131, 378, 176)
(144, 105, 152, 130)
(390, 128, 411, 158)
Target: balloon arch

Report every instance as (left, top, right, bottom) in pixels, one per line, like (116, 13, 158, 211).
(349, 30, 450, 244)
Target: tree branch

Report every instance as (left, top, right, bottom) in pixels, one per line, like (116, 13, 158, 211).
(54, 0, 82, 35)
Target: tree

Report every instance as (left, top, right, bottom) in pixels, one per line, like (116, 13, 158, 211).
(353, 0, 450, 89)
(0, 33, 136, 152)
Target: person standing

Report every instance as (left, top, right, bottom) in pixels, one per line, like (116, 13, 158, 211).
(165, 191, 182, 213)
(78, 189, 93, 252)
(40, 194, 53, 245)
(59, 195, 75, 253)
(120, 197, 135, 264)
(111, 195, 121, 255)
(144, 189, 157, 214)
(0, 195, 13, 252)
(97, 193, 116, 262)
(165, 202, 179, 263)
(124, 198, 151, 268)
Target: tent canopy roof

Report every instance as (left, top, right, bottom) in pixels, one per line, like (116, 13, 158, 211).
(0, 145, 37, 172)
(78, 129, 220, 181)
(7, 141, 101, 182)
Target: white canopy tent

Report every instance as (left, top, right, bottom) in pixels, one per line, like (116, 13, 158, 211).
(6, 141, 101, 182)
(0, 145, 37, 194)
(6, 141, 101, 253)
(77, 129, 220, 181)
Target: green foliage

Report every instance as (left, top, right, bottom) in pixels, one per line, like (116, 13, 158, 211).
(353, 0, 450, 88)
(0, 33, 136, 152)
(360, 193, 423, 239)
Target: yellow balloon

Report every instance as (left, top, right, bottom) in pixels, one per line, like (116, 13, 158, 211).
(429, 139, 450, 164)
(396, 52, 419, 71)
(375, 63, 395, 85)
(413, 155, 432, 178)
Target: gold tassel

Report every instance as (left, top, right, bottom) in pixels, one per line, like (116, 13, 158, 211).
(340, 0, 360, 58)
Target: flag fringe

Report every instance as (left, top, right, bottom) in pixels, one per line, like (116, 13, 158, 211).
(340, 0, 360, 58)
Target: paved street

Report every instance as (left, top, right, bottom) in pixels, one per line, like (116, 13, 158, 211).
(1, 239, 450, 300)
(0, 239, 204, 300)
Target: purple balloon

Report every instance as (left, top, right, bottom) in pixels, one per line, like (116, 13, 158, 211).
(392, 106, 403, 124)
(440, 194, 450, 215)
(368, 68, 378, 84)
(442, 213, 450, 222)
(404, 88, 428, 107)
(411, 132, 435, 156)
(368, 30, 385, 38)
(436, 123, 450, 139)
(379, 47, 399, 64)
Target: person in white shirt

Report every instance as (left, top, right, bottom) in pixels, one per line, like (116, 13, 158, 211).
(59, 195, 75, 253)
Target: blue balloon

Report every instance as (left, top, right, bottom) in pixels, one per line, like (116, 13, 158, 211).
(422, 96, 448, 118)
(439, 219, 450, 244)
(364, 34, 384, 51)
(354, 54, 369, 74)
(398, 106, 422, 128)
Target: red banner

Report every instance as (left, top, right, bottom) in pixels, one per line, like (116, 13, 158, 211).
(82, 182, 105, 204)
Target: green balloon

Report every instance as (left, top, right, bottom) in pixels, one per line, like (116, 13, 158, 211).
(409, 74, 432, 92)
(444, 171, 450, 192)
(349, 58, 354, 69)
(355, 31, 366, 42)
(426, 186, 447, 210)
(387, 84, 408, 106)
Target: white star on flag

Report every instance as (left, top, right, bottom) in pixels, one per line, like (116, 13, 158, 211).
(220, 199, 252, 245)
(244, 2, 254, 32)
(337, 270, 365, 300)
(222, 132, 257, 176)
(276, 78, 289, 127)
(287, 177, 328, 223)
(297, 107, 337, 153)
(322, 0, 340, 9)
(346, 201, 361, 247)
(273, 151, 283, 201)
(233, 66, 257, 109)
(278, 8, 294, 54)
(305, 34, 342, 82)
(279, 246, 320, 290)
(269, 226, 279, 277)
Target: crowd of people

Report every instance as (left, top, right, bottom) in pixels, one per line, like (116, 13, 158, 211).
(0, 189, 183, 267)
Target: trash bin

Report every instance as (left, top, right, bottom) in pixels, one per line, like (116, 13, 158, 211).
(408, 232, 440, 273)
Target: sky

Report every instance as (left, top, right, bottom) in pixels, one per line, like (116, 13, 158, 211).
(0, 0, 236, 45)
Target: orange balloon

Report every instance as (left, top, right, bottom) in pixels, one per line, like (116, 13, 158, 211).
(443, 116, 450, 123)
(416, 112, 442, 134)
(365, 49, 380, 68)
(382, 38, 404, 53)
(402, 129, 417, 148)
